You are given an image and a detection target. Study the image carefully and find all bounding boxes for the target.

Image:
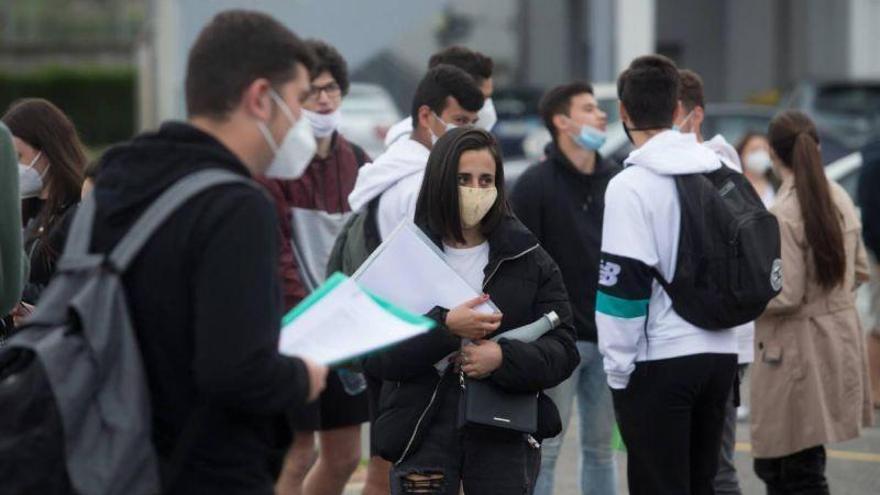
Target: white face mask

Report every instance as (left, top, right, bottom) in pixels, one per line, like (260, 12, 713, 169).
(430, 112, 459, 146)
(303, 108, 341, 138)
(476, 98, 497, 131)
(459, 185, 498, 229)
(18, 152, 44, 199)
(744, 149, 772, 174)
(258, 89, 317, 179)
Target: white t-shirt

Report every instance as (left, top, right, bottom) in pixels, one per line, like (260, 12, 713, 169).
(443, 241, 490, 292)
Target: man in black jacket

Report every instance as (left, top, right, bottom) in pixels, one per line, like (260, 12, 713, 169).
(89, 11, 327, 495)
(510, 81, 621, 495)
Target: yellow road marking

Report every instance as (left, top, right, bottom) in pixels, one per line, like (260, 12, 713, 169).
(735, 442, 880, 463)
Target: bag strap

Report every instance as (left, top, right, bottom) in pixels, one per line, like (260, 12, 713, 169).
(63, 192, 97, 257)
(108, 169, 256, 272)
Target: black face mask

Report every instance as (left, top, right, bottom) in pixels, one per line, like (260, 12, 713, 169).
(622, 122, 668, 145)
(623, 122, 635, 145)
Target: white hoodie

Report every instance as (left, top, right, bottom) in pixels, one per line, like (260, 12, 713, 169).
(348, 137, 430, 239)
(383, 117, 413, 149)
(596, 130, 738, 389)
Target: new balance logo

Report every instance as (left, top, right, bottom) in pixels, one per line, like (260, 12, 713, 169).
(598, 261, 621, 286)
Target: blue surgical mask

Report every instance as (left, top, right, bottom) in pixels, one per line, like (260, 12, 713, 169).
(573, 124, 606, 151)
(673, 110, 694, 133)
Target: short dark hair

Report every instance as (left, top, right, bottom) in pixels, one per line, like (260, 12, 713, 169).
(185, 10, 316, 118)
(678, 69, 705, 112)
(410, 64, 485, 128)
(428, 46, 494, 84)
(617, 54, 680, 129)
(415, 127, 509, 243)
(305, 39, 350, 96)
(539, 81, 594, 143)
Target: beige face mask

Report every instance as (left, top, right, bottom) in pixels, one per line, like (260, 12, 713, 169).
(459, 185, 498, 229)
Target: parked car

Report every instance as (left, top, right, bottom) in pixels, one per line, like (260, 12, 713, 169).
(785, 80, 880, 152)
(339, 82, 402, 159)
(492, 87, 543, 158)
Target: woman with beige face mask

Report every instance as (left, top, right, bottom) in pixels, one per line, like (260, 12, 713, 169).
(362, 127, 579, 494)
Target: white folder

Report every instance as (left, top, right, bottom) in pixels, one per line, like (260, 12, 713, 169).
(352, 219, 498, 316)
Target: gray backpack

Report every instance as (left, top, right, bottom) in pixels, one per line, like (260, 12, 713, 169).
(0, 170, 253, 495)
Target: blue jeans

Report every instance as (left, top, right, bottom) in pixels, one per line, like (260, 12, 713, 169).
(534, 341, 618, 495)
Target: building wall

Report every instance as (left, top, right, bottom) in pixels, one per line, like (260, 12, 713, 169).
(849, 0, 880, 78)
(724, 0, 777, 101)
(521, 0, 570, 88)
(656, 0, 726, 101)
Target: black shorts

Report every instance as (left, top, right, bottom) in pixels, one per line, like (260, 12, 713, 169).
(288, 370, 370, 432)
(365, 371, 383, 457)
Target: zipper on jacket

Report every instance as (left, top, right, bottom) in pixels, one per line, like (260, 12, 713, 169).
(394, 244, 541, 466)
(395, 377, 443, 466)
(482, 244, 540, 290)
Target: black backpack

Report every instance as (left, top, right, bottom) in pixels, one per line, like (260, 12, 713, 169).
(657, 164, 782, 330)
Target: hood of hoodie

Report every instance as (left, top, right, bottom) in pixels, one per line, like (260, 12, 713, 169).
(703, 134, 743, 173)
(625, 130, 721, 176)
(93, 121, 252, 232)
(348, 137, 430, 211)
(544, 142, 620, 179)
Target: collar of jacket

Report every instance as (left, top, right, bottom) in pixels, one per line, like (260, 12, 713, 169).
(777, 175, 795, 200)
(418, 213, 539, 283)
(545, 142, 615, 180)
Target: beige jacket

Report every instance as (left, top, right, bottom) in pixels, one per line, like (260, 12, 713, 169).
(750, 177, 874, 458)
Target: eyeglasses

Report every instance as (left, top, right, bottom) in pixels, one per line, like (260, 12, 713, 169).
(306, 83, 342, 101)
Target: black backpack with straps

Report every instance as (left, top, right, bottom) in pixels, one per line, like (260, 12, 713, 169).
(657, 164, 783, 330)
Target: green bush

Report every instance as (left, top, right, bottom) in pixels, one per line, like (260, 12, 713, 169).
(0, 66, 135, 147)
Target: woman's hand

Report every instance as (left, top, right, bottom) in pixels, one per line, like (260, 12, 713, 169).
(460, 340, 503, 379)
(12, 302, 34, 327)
(445, 295, 502, 340)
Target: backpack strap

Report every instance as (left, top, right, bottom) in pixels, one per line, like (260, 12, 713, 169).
(108, 169, 256, 272)
(63, 192, 97, 257)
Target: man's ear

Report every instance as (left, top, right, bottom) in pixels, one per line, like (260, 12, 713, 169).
(552, 113, 570, 136)
(417, 105, 434, 131)
(672, 100, 685, 123)
(619, 101, 631, 126)
(242, 78, 274, 122)
(694, 106, 705, 128)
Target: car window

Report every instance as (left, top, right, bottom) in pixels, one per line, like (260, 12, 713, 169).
(815, 85, 880, 116)
(493, 89, 542, 119)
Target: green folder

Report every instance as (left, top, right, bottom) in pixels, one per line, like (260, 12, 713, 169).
(280, 272, 436, 366)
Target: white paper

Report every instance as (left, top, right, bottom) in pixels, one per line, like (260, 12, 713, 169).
(353, 220, 498, 315)
(278, 277, 432, 365)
